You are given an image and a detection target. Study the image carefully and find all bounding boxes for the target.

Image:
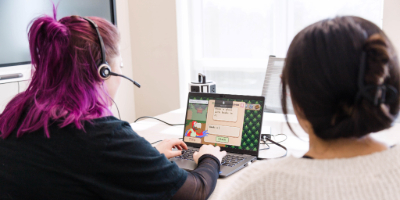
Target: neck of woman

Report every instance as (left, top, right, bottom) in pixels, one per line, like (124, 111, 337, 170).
(305, 132, 389, 159)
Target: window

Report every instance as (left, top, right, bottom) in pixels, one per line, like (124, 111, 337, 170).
(176, 0, 383, 107)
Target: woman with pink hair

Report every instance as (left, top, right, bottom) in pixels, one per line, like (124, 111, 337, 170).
(0, 5, 225, 200)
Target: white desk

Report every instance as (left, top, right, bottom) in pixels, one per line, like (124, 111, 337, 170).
(130, 108, 400, 199)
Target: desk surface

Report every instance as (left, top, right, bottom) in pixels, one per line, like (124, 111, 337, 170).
(130, 108, 400, 199)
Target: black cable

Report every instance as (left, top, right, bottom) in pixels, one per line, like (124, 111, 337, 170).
(101, 82, 121, 120)
(151, 138, 183, 145)
(259, 142, 270, 150)
(258, 135, 287, 160)
(151, 140, 163, 145)
(134, 116, 184, 126)
(110, 97, 121, 120)
(265, 134, 287, 144)
(109, 71, 141, 88)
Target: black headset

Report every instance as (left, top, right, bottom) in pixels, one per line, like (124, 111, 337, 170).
(82, 17, 141, 88)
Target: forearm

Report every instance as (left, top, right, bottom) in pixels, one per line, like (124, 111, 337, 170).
(171, 155, 220, 200)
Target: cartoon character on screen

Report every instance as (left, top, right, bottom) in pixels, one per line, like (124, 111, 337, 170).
(185, 121, 209, 138)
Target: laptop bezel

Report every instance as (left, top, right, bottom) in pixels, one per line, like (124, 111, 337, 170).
(183, 92, 265, 157)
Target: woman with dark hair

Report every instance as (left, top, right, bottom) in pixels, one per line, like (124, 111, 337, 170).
(0, 6, 225, 200)
(216, 16, 400, 199)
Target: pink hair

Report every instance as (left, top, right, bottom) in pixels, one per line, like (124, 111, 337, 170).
(0, 4, 120, 138)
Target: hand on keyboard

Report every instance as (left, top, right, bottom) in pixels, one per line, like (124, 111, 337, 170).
(155, 138, 188, 159)
(193, 145, 227, 164)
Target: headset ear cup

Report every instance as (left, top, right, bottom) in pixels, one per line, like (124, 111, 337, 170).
(98, 64, 112, 80)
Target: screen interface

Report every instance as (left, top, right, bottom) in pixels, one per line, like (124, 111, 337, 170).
(0, 0, 114, 67)
(184, 94, 264, 152)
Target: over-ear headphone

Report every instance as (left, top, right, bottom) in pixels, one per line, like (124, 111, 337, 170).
(82, 17, 141, 88)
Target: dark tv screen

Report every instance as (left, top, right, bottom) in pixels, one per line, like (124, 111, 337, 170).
(0, 0, 116, 67)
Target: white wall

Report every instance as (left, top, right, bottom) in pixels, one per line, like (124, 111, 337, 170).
(113, 0, 136, 122)
(2, 0, 400, 122)
(124, 0, 400, 119)
(383, 0, 400, 53)
(127, 0, 181, 118)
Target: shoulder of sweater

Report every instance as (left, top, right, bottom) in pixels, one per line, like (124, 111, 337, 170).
(88, 116, 130, 128)
(57, 116, 137, 142)
(232, 156, 297, 178)
(212, 157, 295, 200)
(217, 146, 400, 200)
(236, 144, 400, 179)
(216, 157, 296, 190)
(84, 116, 132, 134)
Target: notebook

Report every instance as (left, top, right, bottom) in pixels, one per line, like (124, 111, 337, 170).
(170, 92, 265, 177)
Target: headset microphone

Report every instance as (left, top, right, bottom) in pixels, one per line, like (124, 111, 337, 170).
(109, 72, 141, 88)
(82, 17, 141, 88)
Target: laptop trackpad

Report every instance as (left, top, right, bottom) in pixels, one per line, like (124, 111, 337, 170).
(171, 158, 197, 171)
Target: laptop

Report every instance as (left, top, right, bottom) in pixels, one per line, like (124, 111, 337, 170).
(170, 92, 265, 177)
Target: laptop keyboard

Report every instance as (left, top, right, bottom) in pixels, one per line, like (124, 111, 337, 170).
(175, 149, 246, 167)
(221, 154, 246, 167)
(177, 149, 196, 161)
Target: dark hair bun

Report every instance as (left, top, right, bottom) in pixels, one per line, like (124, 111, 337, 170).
(364, 34, 390, 85)
(325, 33, 398, 139)
(282, 16, 400, 140)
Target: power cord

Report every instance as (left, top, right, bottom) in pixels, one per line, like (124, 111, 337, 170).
(110, 97, 121, 120)
(102, 82, 121, 120)
(258, 134, 288, 160)
(259, 134, 287, 150)
(264, 134, 287, 144)
(134, 116, 184, 126)
(151, 137, 183, 145)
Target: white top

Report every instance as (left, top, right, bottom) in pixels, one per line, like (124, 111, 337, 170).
(215, 145, 400, 200)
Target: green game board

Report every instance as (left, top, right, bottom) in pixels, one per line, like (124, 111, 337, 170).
(188, 96, 263, 152)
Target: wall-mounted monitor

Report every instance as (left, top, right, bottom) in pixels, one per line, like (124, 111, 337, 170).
(0, 0, 116, 84)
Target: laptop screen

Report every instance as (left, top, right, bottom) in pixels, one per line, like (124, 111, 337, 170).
(183, 93, 265, 156)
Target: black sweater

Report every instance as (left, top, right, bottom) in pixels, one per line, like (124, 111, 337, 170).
(0, 116, 219, 200)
